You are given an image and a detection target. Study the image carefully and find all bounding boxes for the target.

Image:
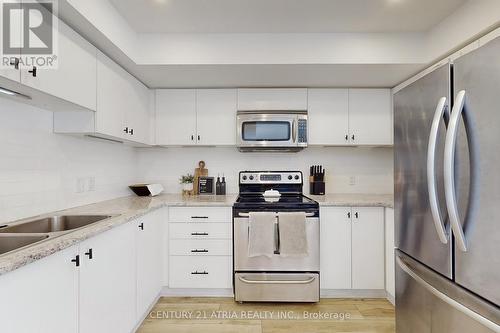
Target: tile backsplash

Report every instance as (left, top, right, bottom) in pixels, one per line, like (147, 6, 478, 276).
(0, 98, 138, 223)
(136, 146, 394, 195)
(0, 97, 393, 223)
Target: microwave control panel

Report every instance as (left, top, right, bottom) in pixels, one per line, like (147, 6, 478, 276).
(297, 119, 308, 143)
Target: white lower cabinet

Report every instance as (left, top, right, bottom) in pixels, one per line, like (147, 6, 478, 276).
(0, 245, 79, 333)
(168, 206, 233, 290)
(351, 207, 385, 289)
(320, 206, 385, 291)
(79, 222, 137, 333)
(385, 207, 395, 299)
(136, 209, 164, 318)
(169, 256, 232, 289)
(320, 207, 352, 289)
(0, 208, 165, 333)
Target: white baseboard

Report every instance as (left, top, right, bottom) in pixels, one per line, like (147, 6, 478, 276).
(320, 289, 387, 298)
(132, 291, 162, 333)
(161, 287, 234, 297)
(386, 291, 395, 305)
(157, 287, 391, 302)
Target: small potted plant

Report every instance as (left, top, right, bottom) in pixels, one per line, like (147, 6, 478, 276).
(179, 173, 195, 194)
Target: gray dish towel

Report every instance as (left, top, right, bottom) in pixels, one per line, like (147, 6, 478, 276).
(278, 212, 308, 257)
(248, 212, 276, 258)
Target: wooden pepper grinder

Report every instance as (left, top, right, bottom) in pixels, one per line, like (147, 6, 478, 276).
(193, 160, 208, 195)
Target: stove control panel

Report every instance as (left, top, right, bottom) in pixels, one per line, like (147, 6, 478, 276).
(240, 171, 302, 184)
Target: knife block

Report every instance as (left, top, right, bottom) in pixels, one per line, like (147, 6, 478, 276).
(309, 181, 325, 195)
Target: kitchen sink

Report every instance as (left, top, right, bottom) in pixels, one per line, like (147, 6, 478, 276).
(0, 235, 50, 255)
(0, 215, 113, 234)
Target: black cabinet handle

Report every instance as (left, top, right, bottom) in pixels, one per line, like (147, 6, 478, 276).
(84, 248, 93, 259)
(191, 232, 209, 236)
(197, 135, 200, 141)
(354, 212, 359, 219)
(345, 134, 348, 141)
(347, 212, 351, 218)
(123, 127, 129, 134)
(191, 271, 208, 275)
(191, 135, 194, 141)
(191, 216, 209, 219)
(28, 66, 37, 77)
(351, 134, 355, 141)
(138, 222, 144, 230)
(130, 128, 134, 135)
(191, 249, 209, 253)
(71, 255, 80, 267)
(10, 58, 19, 70)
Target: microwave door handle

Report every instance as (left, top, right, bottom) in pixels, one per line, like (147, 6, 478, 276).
(292, 119, 297, 143)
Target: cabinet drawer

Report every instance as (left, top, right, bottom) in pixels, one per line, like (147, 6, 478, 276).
(169, 256, 232, 289)
(169, 223, 231, 239)
(169, 207, 231, 223)
(170, 239, 232, 256)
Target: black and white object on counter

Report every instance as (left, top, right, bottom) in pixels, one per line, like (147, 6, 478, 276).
(129, 183, 164, 197)
(198, 177, 215, 194)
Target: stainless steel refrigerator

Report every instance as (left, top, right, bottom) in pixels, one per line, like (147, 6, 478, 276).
(394, 36, 500, 333)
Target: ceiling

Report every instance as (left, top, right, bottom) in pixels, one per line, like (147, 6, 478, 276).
(109, 0, 466, 33)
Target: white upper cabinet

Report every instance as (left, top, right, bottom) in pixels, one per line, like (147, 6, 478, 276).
(95, 51, 127, 139)
(156, 89, 237, 146)
(0, 245, 79, 333)
(237, 88, 308, 110)
(320, 207, 352, 289)
(96, 51, 151, 144)
(308, 89, 349, 145)
(0, 1, 21, 82)
(156, 89, 197, 145)
(348, 89, 392, 145)
(196, 89, 237, 146)
(20, 13, 97, 111)
(351, 207, 385, 289)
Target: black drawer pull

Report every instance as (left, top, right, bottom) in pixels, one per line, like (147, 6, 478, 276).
(191, 271, 209, 275)
(84, 248, 93, 259)
(28, 66, 37, 77)
(71, 255, 80, 267)
(191, 216, 209, 219)
(191, 249, 209, 253)
(191, 232, 209, 236)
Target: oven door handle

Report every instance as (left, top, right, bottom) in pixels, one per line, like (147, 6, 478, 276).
(238, 212, 315, 217)
(237, 275, 316, 285)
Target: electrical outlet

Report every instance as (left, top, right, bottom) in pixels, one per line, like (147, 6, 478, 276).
(76, 178, 85, 193)
(349, 176, 356, 186)
(88, 177, 95, 192)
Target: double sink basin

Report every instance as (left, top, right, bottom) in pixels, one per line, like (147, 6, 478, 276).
(0, 215, 114, 256)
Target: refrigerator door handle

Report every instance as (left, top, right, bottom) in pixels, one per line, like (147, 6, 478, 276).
(444, 90, 468, 252)
(427, 96, 449, 244)
(396, 255, 500, 333)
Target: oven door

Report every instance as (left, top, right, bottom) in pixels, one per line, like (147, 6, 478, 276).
(233, 215, 320, 272)
(237, 113, 297, 149)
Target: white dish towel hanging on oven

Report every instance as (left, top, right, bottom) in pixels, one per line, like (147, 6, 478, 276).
(278, 212, 308, 257)
(248, 212, 275, 258)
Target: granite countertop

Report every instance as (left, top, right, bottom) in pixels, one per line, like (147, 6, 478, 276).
(0, 192, 392, 276)
(0, 194, 236, 276)
(309, 193, 394, 208)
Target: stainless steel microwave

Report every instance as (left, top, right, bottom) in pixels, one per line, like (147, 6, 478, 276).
(236, 110, 308, 152)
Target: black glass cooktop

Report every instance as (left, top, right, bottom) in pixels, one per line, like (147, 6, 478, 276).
(234, 194, 318, 211)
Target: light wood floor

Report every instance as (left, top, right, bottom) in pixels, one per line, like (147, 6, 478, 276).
(137, 297, 395, 333)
